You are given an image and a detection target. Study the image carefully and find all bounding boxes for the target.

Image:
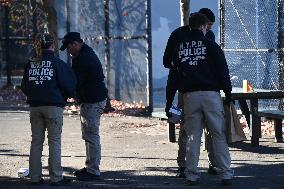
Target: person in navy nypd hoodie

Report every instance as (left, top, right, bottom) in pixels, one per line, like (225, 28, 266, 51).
(171, 13, 233, 186)
(163, 8, 221, 179)
(21, 33, 76, 186)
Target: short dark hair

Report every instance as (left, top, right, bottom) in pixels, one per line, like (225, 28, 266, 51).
(188, 12, 210, 29)
(199, 8, 215, 22)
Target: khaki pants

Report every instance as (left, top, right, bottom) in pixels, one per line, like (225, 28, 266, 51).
(177, 92, 187, 168)
(80, 100, 106, 175)
(177, 124, 218, 169)
(29, 106, 63, 182)
(177, 93, 217, 169)
(183, 91, 233, 181)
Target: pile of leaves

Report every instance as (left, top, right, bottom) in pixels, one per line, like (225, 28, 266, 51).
(261, 120, 280, 137)
(0, 87, 282, 136)
(105, 100, 148, 117)
(0, 86, 26, 106)
(239, 115, 283, 137)
(65, 99, 148, 117)
(0, 87, 148, 116)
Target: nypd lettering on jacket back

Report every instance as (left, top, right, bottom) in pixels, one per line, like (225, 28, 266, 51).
(178, 40, 206, 65)
(28, 61, 54, 84)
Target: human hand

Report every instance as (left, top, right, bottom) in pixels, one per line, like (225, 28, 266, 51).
(225, 96, 235, 105)
(165, 104, 172, 118)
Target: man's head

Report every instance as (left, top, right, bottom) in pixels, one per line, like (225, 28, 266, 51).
(199, 8, 215, 31)
(188, 12, 210, 35)
(60, 32, 83, 56)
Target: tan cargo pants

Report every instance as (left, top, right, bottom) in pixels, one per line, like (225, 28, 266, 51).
(29, 106, 63, 182)
(182, 91, 233, 181)
(177, 93, 217, 169)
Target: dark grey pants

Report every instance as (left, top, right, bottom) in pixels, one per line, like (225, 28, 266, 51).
(80, 100, 106, 175)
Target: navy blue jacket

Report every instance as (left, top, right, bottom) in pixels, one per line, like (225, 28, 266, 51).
(163, 26, 190, 69)
(164, 27, 217, 109)
(172, 29, 231, 95)
(21, 50, 77, 107)
(72, 44, 107, 103)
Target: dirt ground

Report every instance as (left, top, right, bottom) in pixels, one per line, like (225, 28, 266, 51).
(0, 111, 284, 189)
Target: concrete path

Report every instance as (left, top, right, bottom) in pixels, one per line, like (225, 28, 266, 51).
(0, 111, 283, 189)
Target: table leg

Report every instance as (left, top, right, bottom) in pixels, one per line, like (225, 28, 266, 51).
(168, 121, 176, 142)
(238, 99, 250, 128)
(274, 119, 283, 143)
(250, 99, 260, 147)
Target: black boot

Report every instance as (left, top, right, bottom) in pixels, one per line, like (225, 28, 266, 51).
(176, 167, 186, 178)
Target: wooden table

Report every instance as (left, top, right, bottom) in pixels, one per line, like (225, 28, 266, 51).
(230, 89, 284, 146)
(152, 89, 284, 145)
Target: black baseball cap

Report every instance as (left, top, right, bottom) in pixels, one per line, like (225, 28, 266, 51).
(60, 32, 82, 51)
(199, 8, 215, 23)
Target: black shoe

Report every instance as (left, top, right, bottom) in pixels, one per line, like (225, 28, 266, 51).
(76, 171, 101, 181)
(186, 179, 200, 186)
(30, 178, 44, 185)
(221, 178, 233, 185)
(176, 167, 186, 178)
(207, 166, 219, 175)
(50, 177, 71, 186)
(73, 167, 87, 176)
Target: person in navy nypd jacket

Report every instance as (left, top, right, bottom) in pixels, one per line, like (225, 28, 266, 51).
(172, 13, 233, 186)
(60, 32, 107, 181)
(21, 33, 76, 186)
(164, 8, 221, 179)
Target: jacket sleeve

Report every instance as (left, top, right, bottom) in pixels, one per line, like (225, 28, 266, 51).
(213, 44, 232, 97)
(20, 63, 29, 96)
(56, 61, 77, 99)
(166, 68, 179, 110)
(163, 31, 177, 69)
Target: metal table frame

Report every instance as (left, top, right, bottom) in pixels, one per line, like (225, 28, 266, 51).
(232, 91, 284, 147)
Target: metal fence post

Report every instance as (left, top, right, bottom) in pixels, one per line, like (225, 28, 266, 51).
(4, 5, 11, 86)
(104, 0, 110, 90)
(146, 0, 153, 113)
(219, 0, 225, 48)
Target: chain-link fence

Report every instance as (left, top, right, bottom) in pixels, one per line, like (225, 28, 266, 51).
(0, 0, 47, 85)
(220, 0, 284, 109)
(1, 0, 152, 110)
(60, 0, 152, 109)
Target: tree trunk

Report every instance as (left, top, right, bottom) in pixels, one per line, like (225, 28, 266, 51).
(42, 0, 58, 52)
(180, 0, 190, 26)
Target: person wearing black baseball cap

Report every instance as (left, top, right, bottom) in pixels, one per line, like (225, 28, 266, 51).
(60, 32, 108, 181)
(59, 32, 83, 51)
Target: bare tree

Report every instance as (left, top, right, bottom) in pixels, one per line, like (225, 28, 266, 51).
(42, 0, 58, 52)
